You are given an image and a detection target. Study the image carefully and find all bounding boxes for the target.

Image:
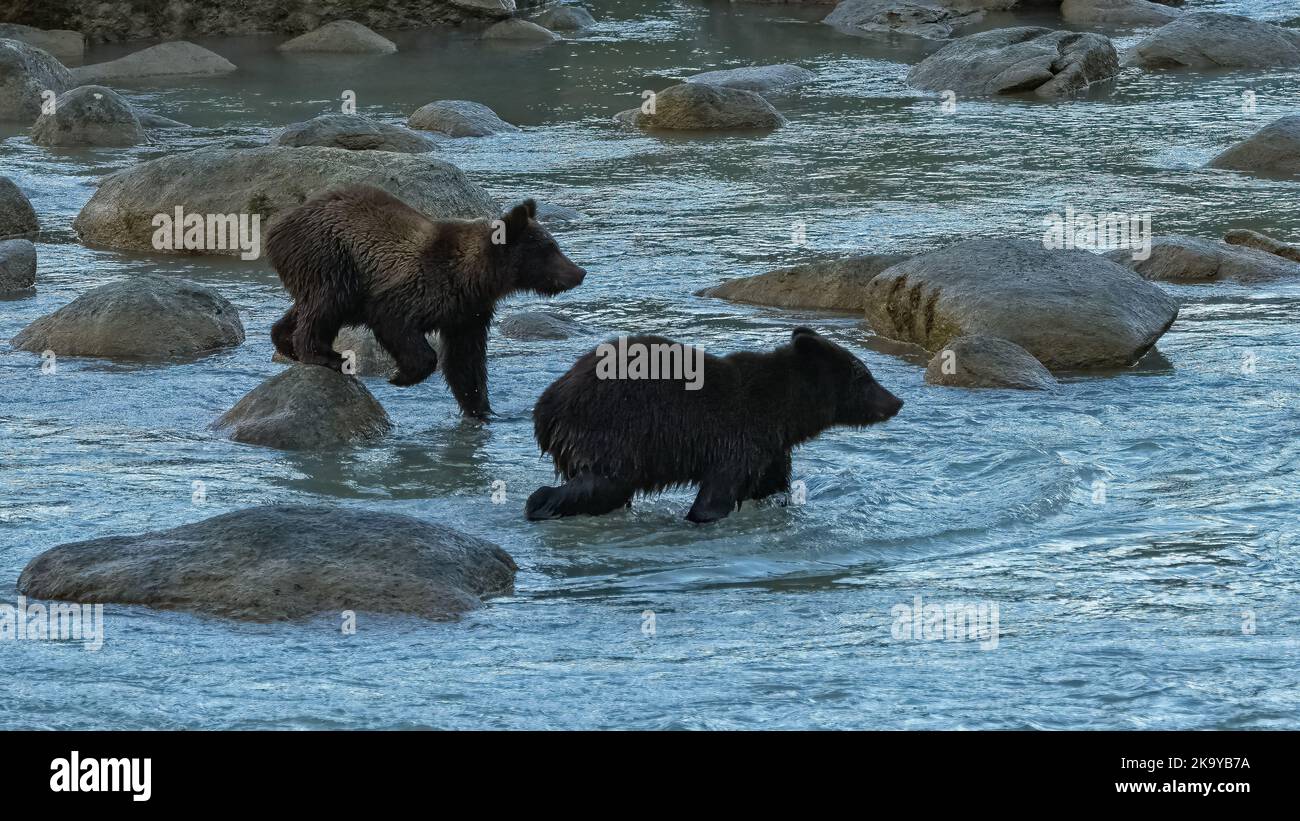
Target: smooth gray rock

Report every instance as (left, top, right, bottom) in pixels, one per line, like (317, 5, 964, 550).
(0, 38, 73, 121)
(924, 334, 1057, 390)
(73, 146, 497, 255)
(824, 0, 984, 40)
(1126, 12, 1300, 68)
(1223, 229, 1300, 263)
(214, 365, 391, 449)
(497, 311, 589, 340)
(907, 27, 1119, 99)
(271, 114, 435, 152)
(30, 85, 145, 147)
(699, 254, 910, 312)
(1061, 0, 1180, 26)
(136, 112, 189, 129)
(534, 6, 596, 30)
(686, 64, 814, 93)
(408, 99, 518, 137)
(0, 24, 83, 63)
(18, 505, 517, 621)
(483, 19, 560, 42)
(12, 275, 244, 359)
(72, 41, 236, 83)
(0, 237, 36, 292)
(277, 20, 396, 54)
(0, 176, 39, 238)
(1104, 235, 1300, 283)
(1208, 115, 1300, 178)
(618, 83, 786, 131)
(863, 239, 1179, 370)
(270, 325, 436, 378)
(449, 0, 517, 17)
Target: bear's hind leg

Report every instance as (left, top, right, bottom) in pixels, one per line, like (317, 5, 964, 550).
(271, 306, 298, 360)
(526, 474, 634, 520)
(372, 321, 438, 387)
(293, 302, 345, 371)
(749, 453, 792, 502)
(686, 473, 743, 524)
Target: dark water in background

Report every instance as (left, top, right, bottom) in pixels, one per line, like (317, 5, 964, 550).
(2, 0, 1299, 728)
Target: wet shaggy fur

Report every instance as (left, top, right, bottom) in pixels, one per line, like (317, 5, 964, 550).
(266, 185, 586, 419)
(527, 327, 904, 524)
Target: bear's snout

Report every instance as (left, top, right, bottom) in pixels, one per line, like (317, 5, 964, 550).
(867, 384, 903, 423)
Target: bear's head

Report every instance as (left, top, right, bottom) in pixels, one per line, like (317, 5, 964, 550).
(497, 200, 587, 296)
(792, 327, 902, 427)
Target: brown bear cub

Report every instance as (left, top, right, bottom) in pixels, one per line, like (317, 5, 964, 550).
(527, 327, 903, 524)
(266, 185, 586, 419)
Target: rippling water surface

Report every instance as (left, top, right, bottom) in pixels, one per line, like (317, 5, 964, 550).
(2, 0, 1299, 729)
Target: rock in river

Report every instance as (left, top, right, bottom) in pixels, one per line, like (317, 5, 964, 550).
(617, 83, 785, 131)
(0, 37, 72, 120)
(924, 334, 1058, 390)
(699, 254, 910, 312)
(907, 27, 1119, 99)
(1104, 235, 1300, 283)
(1125, 12, 1300, 69)
(277, 20, 397, 54)
(270, 114, 435, 153)
(1208, 115, 1300, 179)
(72, 41, 235, 83)
(214, 365, 392, 449)
(30, 85, 146, 147)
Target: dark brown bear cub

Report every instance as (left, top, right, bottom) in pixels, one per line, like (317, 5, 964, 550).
(526, 327, 903, 524)
(266, 185, 586, 419)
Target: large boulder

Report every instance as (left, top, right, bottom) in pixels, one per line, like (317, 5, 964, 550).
(1223, 229, 1300, 263)
(270, 114, 435, 153)
(1207, 115, 1300, 179)
(1060, 0, 1180, 26)
(72, 41, 236, 83)
(0, 38, 72, 121)
(17, 505, 517, 621)
(0, 24, 83, 63)
(408, 99, 519, 137)
(533, 6, 597, 30)
(686, 64, 814, 93)
(277, 20, 397, 54)
(73, 146, 497, 255)
(618, 83, 786, 131)
(907, 27, 1119, 99)
(823, 0, 984, 41)
(30, 85, 145, 147)
(1104, 235, 1300, 283)
(698, 254, 909, 312)
(862, 239, 1179, 370)
(497, 310, 590, 340)
(924, 334, 1057, 390)
(12, 276, 244, 359)
(0, 176, 39, 238)
(1126, 13, 1300, 69)
(213, 365, 391, 450)
(0, 237, 36, 293)
(483, 19, 561, 42)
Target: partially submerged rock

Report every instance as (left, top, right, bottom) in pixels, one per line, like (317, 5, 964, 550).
(497, 311, 589, 340)
(483, 19, 561, 42)
(0, 237, 36, 292)
(73, 146, 497, 254)
(1060, 0, 1180, 27)
(72, 41, 236, 83)
(1104, 235, 1300, 283)
(907, 27, 1119, 99)
(12, 276, 244, 359)
(214, 365, 391, 449)
(271, 114, 435, 152)
(18, 505, 517, 621)
(277, 20, 397, 54)
(136, 112, 190, 130)
(1208, 115, 1300, 179)
(1223, 229, 1300, 263)
(924, 334, 1057, 390)
(271, 325, 423, 378)
(686, 64, 814, 93)
(618, 83, 786, 131)
(0, 38, 72, 120)
(862, 239, 1179, 370)
(534, 6, 597, 30)
(1126, 13, 1300, 69)
(698, 254, 909, 312)
(449, 0, 518, 17)
(30, 85, 146, 147)
(408, 99, 519, 137)
(0, 176, 39, 238)
(0, 24, 83, 63)
(824, 0, 984, 41)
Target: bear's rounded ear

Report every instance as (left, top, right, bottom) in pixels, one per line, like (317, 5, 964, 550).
(502, 201, 531, 240)
(793, 327, 833, 358)
(792, 326, 818, 340)
(523, 198, 537, 218)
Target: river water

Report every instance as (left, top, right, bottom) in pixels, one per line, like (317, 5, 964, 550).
(2, 0, 1298, 728)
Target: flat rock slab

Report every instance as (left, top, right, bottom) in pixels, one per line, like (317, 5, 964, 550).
(1126, 12, 1300, 68)
(699, 254, 910, 312)
(924, 334, 1058, 390)
(1104, 235, 1300, 283)
(1208, 115, 1300, 179)
(31, 84, 146, 147)
(18, 505, 518, 621)
(686, 64, 814, 93)
(271, 114, 435, 152)
(863, 238, 1179, 370)
(408, 99, 518, 137)
(73, 146, 497, 254)
(0, 237, 36, 292)
(278, 20, 397, 54)
(13, 275, 244, 359)
(620, 83, 786, 131)
(907, 27, 1119, 99)
(214, 364, 392, 450)
(72, 41, 235, 83)
(824, 0, 985, 41)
